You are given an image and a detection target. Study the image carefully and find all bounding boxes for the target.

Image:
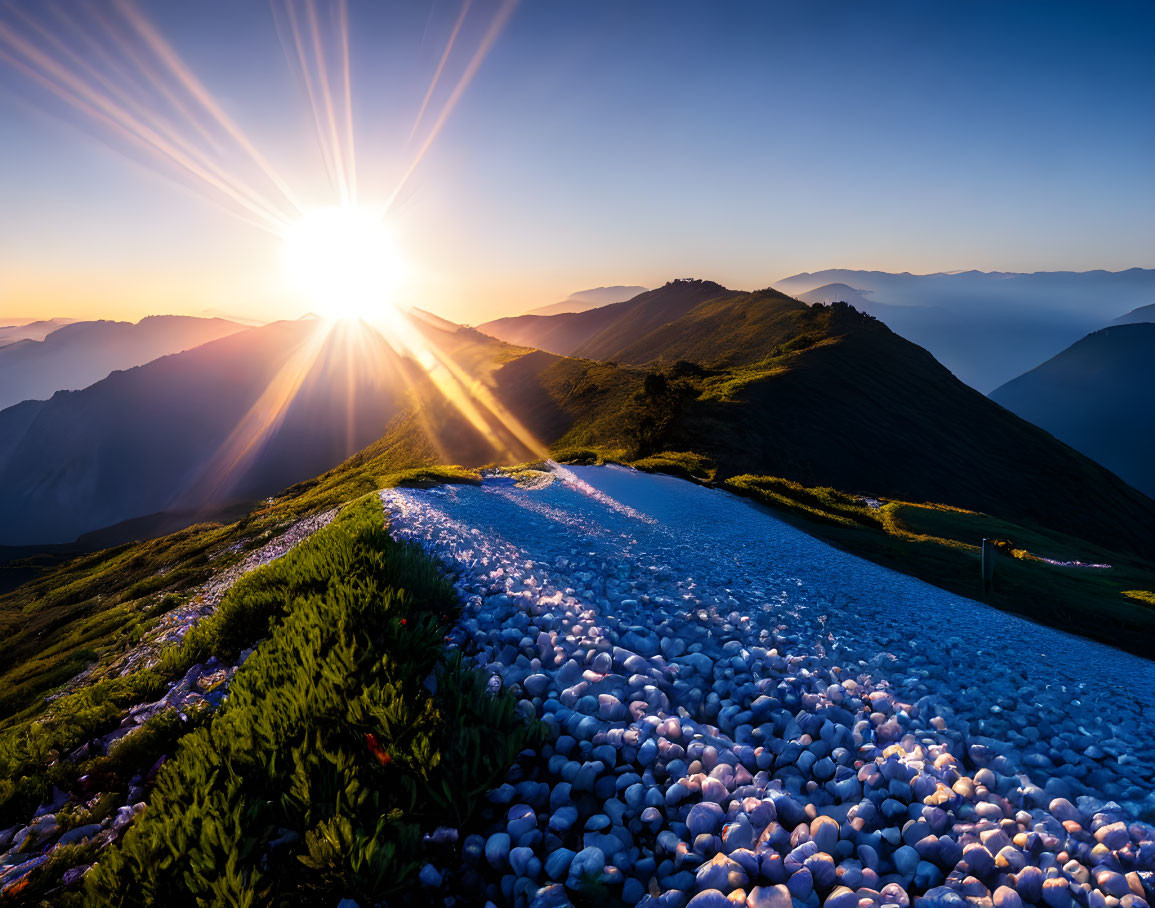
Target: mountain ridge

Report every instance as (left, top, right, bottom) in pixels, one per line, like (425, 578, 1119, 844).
(990, 323, 1155, 499)
(770, 267, 1155, 391)
(0, 314, 245, 410)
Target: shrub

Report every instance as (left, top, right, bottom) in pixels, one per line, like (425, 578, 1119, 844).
(85, 495, 543, 904)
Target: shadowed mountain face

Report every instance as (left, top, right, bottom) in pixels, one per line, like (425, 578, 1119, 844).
(990, 324, 1155, 499)
(772, 268, 1155, 392)
(682, 306, 1155, 555)
(0, 315, 245, 410)
(480, 279, 735, 358)
(528, 286, 649, 317)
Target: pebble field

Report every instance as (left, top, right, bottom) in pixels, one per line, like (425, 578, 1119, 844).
(381, 464, 1155, 908)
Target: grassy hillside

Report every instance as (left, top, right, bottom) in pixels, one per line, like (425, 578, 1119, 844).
(0, 481, 540, 903)
(80, 496, 540, 905)
(523, 297, 1155, 560)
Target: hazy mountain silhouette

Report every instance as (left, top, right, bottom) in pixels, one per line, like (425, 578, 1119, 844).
(528, 286, 649, 316)
(480, 279, 733, 357)
(0, 314, 588, 546)
(0, 315, 244, 410)
(990, 323, 1155, 499)
(796, 283, 874, 308)
(0, 318, 75, 348)
(773, 268, 1155, 392)
(1112, 302, 1155, 326)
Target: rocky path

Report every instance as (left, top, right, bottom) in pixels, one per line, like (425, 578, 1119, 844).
(382, 464, 1155, 908)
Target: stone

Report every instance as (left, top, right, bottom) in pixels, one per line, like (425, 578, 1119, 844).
(748, 885, 794, 908)
(696, 853, 749, 891)
(486, 832, 511, 869)
(545, 848, 576, 880)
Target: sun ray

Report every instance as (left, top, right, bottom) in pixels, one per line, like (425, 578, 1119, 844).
(5, 2, 292, 231)
(111, 0, 303, 216)
(408, 0, 471, 142)
(179, 319, 334, 506)
(0, 0, 300, 231)
(387, 0, 517, 211)
(0, 0, 551, 500)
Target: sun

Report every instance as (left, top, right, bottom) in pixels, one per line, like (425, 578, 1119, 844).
(281, 206, 402, 321)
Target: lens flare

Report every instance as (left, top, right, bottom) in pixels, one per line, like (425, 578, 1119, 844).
(281, 206, 402, 321)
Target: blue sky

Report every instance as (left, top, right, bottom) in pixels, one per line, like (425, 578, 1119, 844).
(0, 0, 1152, 324)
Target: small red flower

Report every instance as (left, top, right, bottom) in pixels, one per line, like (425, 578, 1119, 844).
(400, 618, 407, 626)
(365, 733, 392, 767)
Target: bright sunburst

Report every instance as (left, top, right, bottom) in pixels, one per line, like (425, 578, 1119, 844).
(281, 206, 402, 321)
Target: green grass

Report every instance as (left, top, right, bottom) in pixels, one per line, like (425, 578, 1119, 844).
(80, 495, 541, 905)
(0, 455, 482, 834)
(630, 450, 716, 482)
(0, 521, 251, 733)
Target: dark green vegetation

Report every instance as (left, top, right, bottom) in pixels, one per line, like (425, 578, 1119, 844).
(82, 495, 541, 905)
(0, 521, 242, 736)
(991, 323, 1155, 499)
(0, 465, 481, 831)
(2, 492, 539, 903)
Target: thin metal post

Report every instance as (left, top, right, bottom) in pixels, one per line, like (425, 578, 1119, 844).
(981, 538, 995, 593)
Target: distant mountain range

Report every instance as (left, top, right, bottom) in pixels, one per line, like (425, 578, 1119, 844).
(795, 283, 874, 308)
(0, 318, 75, 348)
(991, 323, 1155, 499)
(527, 285, 648, 317)
(0, 315, 244, 410)
(4, 280, 1154, 560)
(0, 319, 408, 544)
(773, 268, 1155, 392)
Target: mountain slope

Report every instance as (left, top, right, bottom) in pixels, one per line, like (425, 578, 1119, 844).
(6, 288, 1155, 563)
(480, 279, 735, 358)
(602, 287, 819, 366)
(772, 268, 1155, 391)
(0, 313, 636, 546)
(528, 285, 648, 316)
(1112, 302, 1155, 325)
(0, 320, 410, 544)
(0, 315, 245, 409)
(537, 292, 1155, 557)
(990, 324, 1155, 499)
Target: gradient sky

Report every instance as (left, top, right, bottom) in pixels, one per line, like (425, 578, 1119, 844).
(1, 0, 1152, 326)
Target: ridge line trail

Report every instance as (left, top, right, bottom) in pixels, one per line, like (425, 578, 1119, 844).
(382, 465, 1154, 903)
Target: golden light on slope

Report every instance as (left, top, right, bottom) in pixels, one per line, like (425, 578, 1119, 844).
(281, 206, 402, 321)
